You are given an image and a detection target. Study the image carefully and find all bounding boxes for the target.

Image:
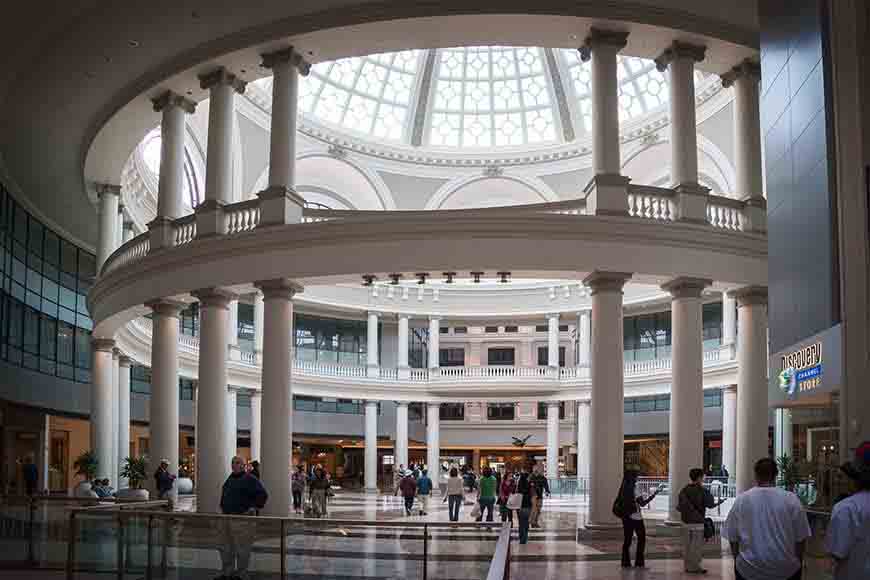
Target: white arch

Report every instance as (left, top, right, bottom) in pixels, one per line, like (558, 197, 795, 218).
(426, 173, 558, 210)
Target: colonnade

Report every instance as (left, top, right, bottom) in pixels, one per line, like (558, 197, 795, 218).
(87, 37, 771, 518)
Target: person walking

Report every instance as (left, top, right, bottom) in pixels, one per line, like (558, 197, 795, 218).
(827, 441, 870, 580)
(291, 465, 306, 514)
(308, 467, 331, 518)
(515, 471, 534, 545)
(248, 460, 261, 480)
(22, 455, 38, 496)
(417, 469, 433, 516)
(443, 467, 464, 522)
(476, 467, 498, 523)
(529, 466, 551, 528)
(399, 471, 418, 516)
(498, 469, 517, 525)
(723, 458, 811, 580)
(393, 464, 405, 496)
(154, 459, 176, 500)
(219, 455, 268, 580)
(617, 469, 661, 568)
(678, 468, 726, 574)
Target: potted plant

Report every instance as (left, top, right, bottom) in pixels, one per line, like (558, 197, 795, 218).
(72, 451, 99, 498)
(117, 456, 150, 500)
(177, 456, 194, 494)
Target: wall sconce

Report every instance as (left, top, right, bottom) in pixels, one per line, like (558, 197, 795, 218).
(362, 274, 376, 286)
(470, 271, 484, 283)
(443, 271, 457, 283)
(497, 271, 511, 283)
(389, 273, 402, 285)
(415, 272, 429, 284)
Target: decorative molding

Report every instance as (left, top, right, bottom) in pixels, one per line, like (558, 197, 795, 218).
(326, 144, 348, 159)
(660, 276, 713, 299)
(151, 90, 196, 114)
(727, 285, 768, 306)
(579, 28, 630, 61)
(720, 59, 761, 88)
(92, 338, 116, 352)
(582, 271, 633, 294)
(199, 67, 247, 94)
(260, 46, 311, 76)
(654, 41, 707, 71)
(483, 165, 503, 177)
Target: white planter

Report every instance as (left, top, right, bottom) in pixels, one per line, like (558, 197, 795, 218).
(177, 477, 194, 495)
(74, 481, 98, 498)
(116, 488, 150, 501)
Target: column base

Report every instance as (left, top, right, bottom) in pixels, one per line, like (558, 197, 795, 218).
(583, 521, 623, 531)
(364, 487, 380, 495)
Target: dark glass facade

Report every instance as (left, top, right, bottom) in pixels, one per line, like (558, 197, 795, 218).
(0, 184, 94, 383)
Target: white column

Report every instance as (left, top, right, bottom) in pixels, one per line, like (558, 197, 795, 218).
(583, 271, 632, 527)
(90, 338, 115, 481)
(722, 385, 738, 480)
(395, 402, 409, 469)
(146, 300, 184, 500)
(582, 28, 628, 175)
(722, 292, 737, 349)
(110, 349, 120, 486)
(397, 315, 409, 378)
(117, 355, 131, 488)
(227, 300, 239, 348)
(576, 400, 591, 480)
(191, 289, 233, 513)
(200, 68, 245, 205)
(364, 401, 379, 492)
(366, 311, 379, 377)
(546, 401, 561, 478)
(729, 286, 768, 493)
(255, 279, 301, 516)
(115, 205, 125, 250)
(577, 310, 591, 367)
(662, 277, 710, 522)
(151, 92, 195, 220)
(95, 185, 119, 272)
(656, 42, 706, 187)
(250, 391, 262, 461)
(253, 291, 264, 363)
(774, 409, 794, 460)
(428, 318, 440, 369)
(547, 313, 560, 368)
(226, 387, 237, 459)
(427, 403, 441, 478)
(723, 61, 763, 200)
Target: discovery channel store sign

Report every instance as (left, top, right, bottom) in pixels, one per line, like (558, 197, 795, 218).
(768, 324, 842, 407)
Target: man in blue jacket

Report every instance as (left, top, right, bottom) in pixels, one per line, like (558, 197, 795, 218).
(219, 456, 268, 580)
(417, 469, 433, 516)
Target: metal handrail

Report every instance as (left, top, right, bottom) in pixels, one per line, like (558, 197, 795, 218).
(485, 522, 513, 580)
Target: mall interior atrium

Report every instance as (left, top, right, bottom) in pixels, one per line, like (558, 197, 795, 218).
(0, 2, 868, 579)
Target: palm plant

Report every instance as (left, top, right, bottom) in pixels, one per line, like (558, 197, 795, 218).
(120, 456, 147, 489)
(73, 450, 98, 482)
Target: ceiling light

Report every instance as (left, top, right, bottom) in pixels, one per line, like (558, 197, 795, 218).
(433, 289, 440, 302)
(128, 40, 140, 48)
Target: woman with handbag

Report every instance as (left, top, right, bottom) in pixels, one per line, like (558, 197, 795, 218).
(615, 469, 662, 568)
(498, 469, 517, 524)
(443, 467, 464, 522)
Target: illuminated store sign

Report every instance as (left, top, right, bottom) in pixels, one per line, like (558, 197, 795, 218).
(769, 324, 841, 407)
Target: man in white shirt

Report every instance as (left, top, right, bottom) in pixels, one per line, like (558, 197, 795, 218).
(827, 441, 870, 580)
(723, 458, 811, 580)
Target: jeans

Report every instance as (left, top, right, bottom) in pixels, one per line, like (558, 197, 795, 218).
(404, 496, 415, 513)
(530, 495, 542, 527)
(622, 517, 646, 566)
(477, 497, 496, 522)
(311, 489, 328, 518)
(517, 508, 531, 544)
(448, 494, 463, 521)
(500, 503, 513, 524)
(292, 490, 303, 511)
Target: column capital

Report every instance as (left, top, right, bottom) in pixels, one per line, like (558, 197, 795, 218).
(151, 90, 197, 114)
(199, 67, 247, 94)
(654, 41, 707, 71)
(578, 28, 629, 61)
(582, 271, 632, 294)
(227, 384, 243, 394)
(118, 354, 133, 367)
(95, 183, 121, 197)
(260, 46, 311, 76)
(250, 388, 262, 399)
(91, 338, 116, 352)
(546, 312, 560, 321)
(577, 398, 591, 407)
(145, 299, 187, 317)
(367, 310, 382, 318)
(721, 59, 761, 88)
(427, 402, 441, 409)
(727, 285, 768, 306)
(723, 384, 738, 394)
(254, 278, 304, 300)
(112, 347, 121, 358)
(191, 287, 238, 309)
(395, 400, 409, 407)
(428, 316, 441, 323)
(660, 276, 712, 299)
(547, 400, 561, 408)
(364, 400, 379, 408)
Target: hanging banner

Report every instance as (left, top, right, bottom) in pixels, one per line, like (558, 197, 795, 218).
(768, 324, 842, 407)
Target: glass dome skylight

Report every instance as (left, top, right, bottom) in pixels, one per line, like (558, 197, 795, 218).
(246, 46, 713, 151)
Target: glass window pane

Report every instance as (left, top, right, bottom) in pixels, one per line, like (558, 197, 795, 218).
(23, 306, 39, 354)
(43, 230, 59, 266)
(74, 328, 91, 369)
(61, 240, 77, 275)
(57, 321, 74, 364)
(40, 314, 56, 360)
